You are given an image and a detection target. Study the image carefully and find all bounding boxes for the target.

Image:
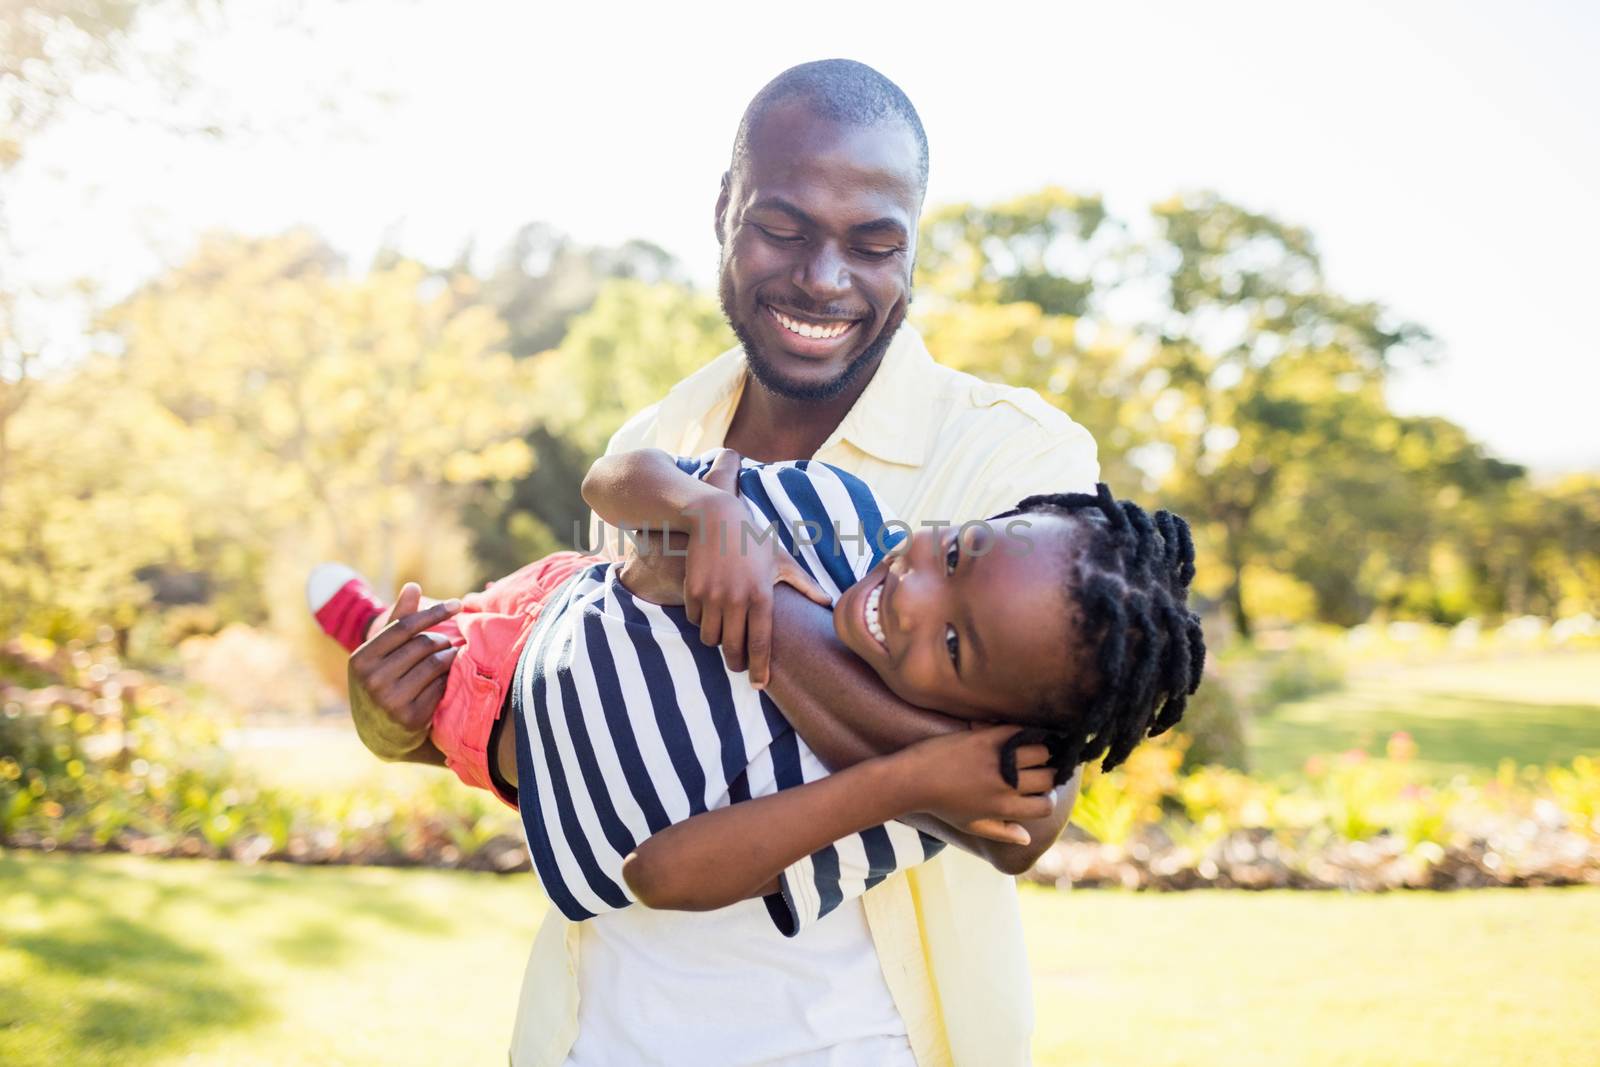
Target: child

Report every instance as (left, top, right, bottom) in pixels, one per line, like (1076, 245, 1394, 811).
(309, 448, 1204, 934)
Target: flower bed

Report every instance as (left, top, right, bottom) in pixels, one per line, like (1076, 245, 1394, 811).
(1030, 740, 1600, 890)
(5, 637, 1597, 887)
(0, 638, 528, 872)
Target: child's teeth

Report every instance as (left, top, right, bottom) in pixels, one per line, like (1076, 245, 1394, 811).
(864, 585, 886, 644)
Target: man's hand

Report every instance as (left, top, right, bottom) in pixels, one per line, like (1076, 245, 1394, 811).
(347, 583, 461, 761)
(897, 726, 1057, 846)
(683, 449, 830, 688)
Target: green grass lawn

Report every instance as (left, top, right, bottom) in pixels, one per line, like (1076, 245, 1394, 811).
(1249, 651, 1600, 778)
(5, 851, 1598, 1066)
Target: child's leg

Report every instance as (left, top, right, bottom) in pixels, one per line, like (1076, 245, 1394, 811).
(308, 552, 594, 805)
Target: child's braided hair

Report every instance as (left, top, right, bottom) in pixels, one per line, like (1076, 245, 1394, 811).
(996, 483, 1206, 785)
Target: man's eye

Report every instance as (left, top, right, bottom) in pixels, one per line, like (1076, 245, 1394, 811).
(944, 538, 959, 574)
(945, 624, 960, 668)
(855, 246, 901, 260)
(757, 226, 803, 244)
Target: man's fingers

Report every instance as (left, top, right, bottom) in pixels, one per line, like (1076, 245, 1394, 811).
(1013, 743, 1052, 769)
(363, 599, 462, 657)
(1005, 794, 1056, 821)
(388, 648, 457, 729)
(388, 582, 421, 624)
(777, 558, 832, 607)
(1017, 768, 1058, 795)
(746, 606, 772, 689)
(698, 604, 723, 649)
(705, 448, 743, 494)
(721, 602, 749, 674)
(396, 643, 458, 694)
(409, 675, 450, 729)
(967, 818, 1031, 846)
(364, 631, 454, 689)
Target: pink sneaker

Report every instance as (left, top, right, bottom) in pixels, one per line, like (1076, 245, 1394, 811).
(306, 563, 387, 652)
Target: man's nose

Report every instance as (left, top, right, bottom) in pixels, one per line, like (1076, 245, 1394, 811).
(794, 241, 851, 303)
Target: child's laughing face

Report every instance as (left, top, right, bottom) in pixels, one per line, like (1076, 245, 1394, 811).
(833, 513, 1082, 721)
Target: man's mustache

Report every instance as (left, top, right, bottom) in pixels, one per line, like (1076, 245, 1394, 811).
(760, 292, 870, 320)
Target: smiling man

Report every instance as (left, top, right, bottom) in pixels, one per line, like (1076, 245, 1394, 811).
(716, 83, 922, 422)
(347, 60, 1098, 1065)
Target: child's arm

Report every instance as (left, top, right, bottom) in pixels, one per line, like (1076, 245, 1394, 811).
(620, 726, 1056, 913)
(581, 448, 742, 538)
(582, 448, 829, 687)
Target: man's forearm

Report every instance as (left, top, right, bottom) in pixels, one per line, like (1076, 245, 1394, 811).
(347, 664, 448, 766)
(765, 585, 1075, 873)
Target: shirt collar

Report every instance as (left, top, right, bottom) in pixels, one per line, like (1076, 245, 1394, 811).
(653, 324, 941, 467)
(822, 325, 941, 467)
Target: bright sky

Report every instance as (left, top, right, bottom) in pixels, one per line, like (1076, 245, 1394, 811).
(13, 0, 1599, 472)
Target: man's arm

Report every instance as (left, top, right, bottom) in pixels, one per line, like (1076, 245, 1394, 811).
(764, 585, 1080, 875)
(616, 537, 1079, 874)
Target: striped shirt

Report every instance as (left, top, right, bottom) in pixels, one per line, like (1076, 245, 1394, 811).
(511, 455, 943, 937)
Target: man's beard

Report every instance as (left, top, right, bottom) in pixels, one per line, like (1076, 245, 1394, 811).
(719, 268, 904, 404)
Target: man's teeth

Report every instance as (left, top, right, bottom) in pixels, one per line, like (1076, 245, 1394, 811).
(772, 308, 853, 340)
(864, 584, 887, 645)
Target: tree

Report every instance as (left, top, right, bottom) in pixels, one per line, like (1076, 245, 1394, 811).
(909, 187, 1560, 636)
(529, 278, 732, 459)
(1128, 193, 1434, 636)
(0, 230, 545, 645)
(915, 187, 1152, 491)
(476, 223, 687, 358)
(916, 186, 1115, 318)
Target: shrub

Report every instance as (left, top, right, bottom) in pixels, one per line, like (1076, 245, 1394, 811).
(1, 637, 523, 870)
(1255, 646, 1345, 711)
(1175, 671, 1249, 771)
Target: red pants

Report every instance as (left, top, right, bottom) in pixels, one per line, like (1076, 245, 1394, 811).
(429, 551, 594, 805)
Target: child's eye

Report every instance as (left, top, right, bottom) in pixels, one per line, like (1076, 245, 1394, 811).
(945, 624, 960, 668)
(944, 537, 959, 574)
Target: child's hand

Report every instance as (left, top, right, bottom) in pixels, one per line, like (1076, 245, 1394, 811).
(899, 725, 1058, 846)
(683, 449, 831, 689)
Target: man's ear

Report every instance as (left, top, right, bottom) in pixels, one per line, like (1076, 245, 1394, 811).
(713, 172, 731, 246)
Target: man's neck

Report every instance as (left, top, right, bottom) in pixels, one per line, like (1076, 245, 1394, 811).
(723, 353, 884, 461)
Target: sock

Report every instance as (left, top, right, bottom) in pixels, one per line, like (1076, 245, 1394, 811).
(306, 563, 387, 652)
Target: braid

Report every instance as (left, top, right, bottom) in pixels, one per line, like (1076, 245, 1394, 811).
(996, 483, 1207, 777)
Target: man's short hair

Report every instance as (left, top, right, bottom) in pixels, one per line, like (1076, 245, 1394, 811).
(731, 59, 930, 196)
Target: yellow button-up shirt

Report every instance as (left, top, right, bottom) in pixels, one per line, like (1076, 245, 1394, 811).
(511, 325, 1099, 1067)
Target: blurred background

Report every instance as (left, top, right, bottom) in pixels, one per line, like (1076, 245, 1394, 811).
(2, 2, 1597, 1065)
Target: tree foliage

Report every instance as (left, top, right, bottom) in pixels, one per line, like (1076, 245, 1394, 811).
(1, 231, 539, 643)
(3, 188, 1591, 650)
(918, 189, 1589, 636)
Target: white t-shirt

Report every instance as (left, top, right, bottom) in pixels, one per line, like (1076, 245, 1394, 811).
(507, 456, 928, 1064)
(566, 897, 914, 1067)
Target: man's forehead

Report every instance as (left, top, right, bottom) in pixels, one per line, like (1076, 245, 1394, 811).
(736, 102, 921, 220)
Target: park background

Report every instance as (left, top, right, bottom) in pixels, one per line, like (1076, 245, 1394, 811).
(3, 2, 1598, 1064)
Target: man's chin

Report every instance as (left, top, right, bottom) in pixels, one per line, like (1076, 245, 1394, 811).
(734, 319, 899, 403)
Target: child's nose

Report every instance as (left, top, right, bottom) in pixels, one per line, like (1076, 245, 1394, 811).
(886, 566, 936, 637)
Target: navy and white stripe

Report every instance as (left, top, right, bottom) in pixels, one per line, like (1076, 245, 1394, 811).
(512, 455, 939, 936)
